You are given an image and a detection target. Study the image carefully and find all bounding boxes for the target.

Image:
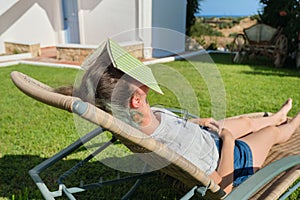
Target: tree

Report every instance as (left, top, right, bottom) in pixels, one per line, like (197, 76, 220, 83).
(260, 0, 300, 64)
(186, 0, 201, 36)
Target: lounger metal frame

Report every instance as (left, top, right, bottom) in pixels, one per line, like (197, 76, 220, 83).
(29, 127, 154, 200)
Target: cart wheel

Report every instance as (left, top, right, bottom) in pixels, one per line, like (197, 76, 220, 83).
(233, 51, 247, 64)
(274, 34, 288, 67)
(231, 34, 247, 52)
(231, 34, 247, 64)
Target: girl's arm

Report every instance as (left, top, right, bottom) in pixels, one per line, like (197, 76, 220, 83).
(210, 128, 235, 194)
(189, 117, 220, 132)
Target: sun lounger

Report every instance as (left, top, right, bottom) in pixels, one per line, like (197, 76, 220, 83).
(11, 71, 300, 199)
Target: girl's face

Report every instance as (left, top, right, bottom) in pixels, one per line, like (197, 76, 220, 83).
(132, 84, 150, 107)
(130, 79, 150, 105)
(137, 85, 149, 101)
(129, 83, 151, 126)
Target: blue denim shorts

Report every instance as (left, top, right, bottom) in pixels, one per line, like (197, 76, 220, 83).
(215, 138, 254, 187)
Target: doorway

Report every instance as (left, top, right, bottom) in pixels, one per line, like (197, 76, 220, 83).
(62, 0, 80, 43)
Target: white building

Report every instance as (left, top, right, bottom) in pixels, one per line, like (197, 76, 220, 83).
(0, 0, 187, 58)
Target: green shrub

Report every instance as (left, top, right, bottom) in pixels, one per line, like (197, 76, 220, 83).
(195, 37, 206, 47)
(207, 42, 218, 50)
(229, 33, 239, 38)
(190, 22, 223, 37)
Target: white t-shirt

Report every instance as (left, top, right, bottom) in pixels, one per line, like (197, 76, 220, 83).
(150, 107, 219, 175)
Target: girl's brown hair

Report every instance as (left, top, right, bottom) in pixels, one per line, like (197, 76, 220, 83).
(55, 45, 137, 126)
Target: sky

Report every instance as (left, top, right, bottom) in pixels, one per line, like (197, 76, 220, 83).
(197, 0, 264, 16)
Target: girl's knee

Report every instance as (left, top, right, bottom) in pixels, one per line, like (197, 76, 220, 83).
(265, 125, 280, 133)
(239, 116, 254, 131)
(262, 125, 281, 142)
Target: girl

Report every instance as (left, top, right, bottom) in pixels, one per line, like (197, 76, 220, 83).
(56, 39, 300, 193)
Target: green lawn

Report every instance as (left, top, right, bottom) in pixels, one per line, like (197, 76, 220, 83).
(1, 54, 300, 199)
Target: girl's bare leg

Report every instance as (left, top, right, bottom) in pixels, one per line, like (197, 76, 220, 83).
(218, 98, 292, 139)
(240, 111, 300, 169)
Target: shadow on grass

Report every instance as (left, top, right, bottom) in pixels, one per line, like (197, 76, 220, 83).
(209, 53, 238, 65)
(0, 154, 181, 200)
(210, 53, 300, 78)
(240, 67, 300, 78)
(210, 52, 276, 67)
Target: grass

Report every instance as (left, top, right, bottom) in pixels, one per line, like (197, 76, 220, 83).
(1, 54, 300, 199)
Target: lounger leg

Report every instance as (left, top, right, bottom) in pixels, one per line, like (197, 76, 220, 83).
(180, 186, 198, 200)
(121, 179, 143, 200)
(29, 127, 105, 200)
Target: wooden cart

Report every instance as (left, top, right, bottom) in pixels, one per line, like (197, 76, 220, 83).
(231, 23, 288, 67)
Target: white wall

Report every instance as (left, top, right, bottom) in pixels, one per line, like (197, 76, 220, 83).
(151, 0, 186, 57)
(0, 0, 19, 15)
(0, 0, 62, 54)
(0, 0, 187, 58)
(137, 0, 153, 58)
(78, 0, 138, 46)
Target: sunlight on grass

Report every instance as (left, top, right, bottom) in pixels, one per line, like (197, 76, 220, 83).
(1, 55, 300, 199)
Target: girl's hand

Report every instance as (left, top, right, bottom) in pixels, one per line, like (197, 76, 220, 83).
(189, 118, 220, 132)
(219, 128, 235, 142)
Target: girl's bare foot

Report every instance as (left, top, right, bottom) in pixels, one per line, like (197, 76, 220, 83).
(273, 98, 292, 125)
(279, 111, 300, 143)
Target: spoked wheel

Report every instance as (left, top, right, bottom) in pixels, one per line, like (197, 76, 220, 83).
(231, 34, 247, 64)
(231, 34, 247, 52)
(274, 34, 288, 67)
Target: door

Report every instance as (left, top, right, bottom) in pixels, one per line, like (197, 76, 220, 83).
(62, 0, 80, 43)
